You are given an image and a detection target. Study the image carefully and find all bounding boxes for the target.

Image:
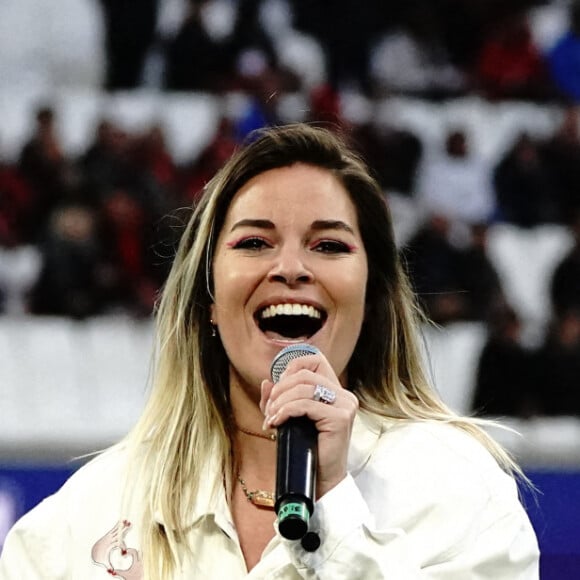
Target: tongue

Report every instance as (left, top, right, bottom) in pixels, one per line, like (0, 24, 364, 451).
(263, 330, 311, 342)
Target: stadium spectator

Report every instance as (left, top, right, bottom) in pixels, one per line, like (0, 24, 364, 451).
(18, 106, 69, 241)
(178, 117, 238, 206)
(29, 204, 108, 319)
(369, 3, 465, 99)
(380, 127, 423, 197)
(99, 0, 159, 89)
(223, 0, 301, 140)
(533, 308, 580, 416)
(98, 128, 172, 225)
(458, 222, 505, 321)
(293, 0, 383, 94)
(403, 213, 470, 325)
(547, 0, 580, 103)
(473, 11, 552, 101)
(0, 159, 34, 246)
(349, 121, 423, 197)
(227, 0, 293, 90)
(416, 128, 495, 225)
(261, 0, 327, 92)
(130, 125, 178, 198)
(232, 71, 287, 142)
(472, 304, 539, 418)
(99, 187, 164, 317)
(436, 0, 489, 72)
(493, 132, 559, 227)
(78, 118, 130, 204)
(405, 215, 505, 325)
(540, 105, 580, 223)
(550, 209, 580, 318)
(164, 0, 230, 92)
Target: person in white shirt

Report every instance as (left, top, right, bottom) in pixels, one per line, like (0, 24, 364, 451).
(417, 128, 496, 226)
(0, 123, 539, 579)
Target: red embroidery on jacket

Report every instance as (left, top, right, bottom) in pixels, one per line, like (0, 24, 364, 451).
(92, 520, 143, 579)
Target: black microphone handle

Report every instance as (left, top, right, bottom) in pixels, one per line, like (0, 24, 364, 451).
(275, 416, 317, 540)
(270, 343, 320, 541)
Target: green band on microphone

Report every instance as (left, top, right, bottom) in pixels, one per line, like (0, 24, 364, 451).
(278, 501, 310, 523)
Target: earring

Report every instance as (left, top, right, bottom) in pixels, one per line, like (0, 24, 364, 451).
(210, 319, 217, 337)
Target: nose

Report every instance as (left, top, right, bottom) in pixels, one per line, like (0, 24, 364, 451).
(267, 246, 313, 286)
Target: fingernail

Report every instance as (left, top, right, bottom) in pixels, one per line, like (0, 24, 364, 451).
(267, 413, 278, 427)
(262, 417, 269, 431)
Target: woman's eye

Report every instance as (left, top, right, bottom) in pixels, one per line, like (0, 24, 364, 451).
(312, 240, 351, 254)
(232, 237, 270, 250)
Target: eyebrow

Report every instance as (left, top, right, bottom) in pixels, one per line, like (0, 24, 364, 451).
(311, 220, 355, 234)
(229, 219, 275, 232)
(229, 219, 355, 235)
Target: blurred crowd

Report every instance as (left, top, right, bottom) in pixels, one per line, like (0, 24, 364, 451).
(94, 0, 580, 104)
(1, 0, 580, 418)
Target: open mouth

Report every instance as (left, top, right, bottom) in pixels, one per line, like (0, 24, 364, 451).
(256, 303, 326, 340)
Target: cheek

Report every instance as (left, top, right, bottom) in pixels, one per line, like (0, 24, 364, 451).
(211, 260, 255, 323)
(338, 267, 368, 322)
(211, 261, 237, 322)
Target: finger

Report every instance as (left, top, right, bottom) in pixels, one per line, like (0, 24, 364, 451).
(279, 353, 319, 376)
(271, 368, 344, 399)
(268, 373, 330, 416)
(269, 376, 353, 416)
(267, 382, 327, 417)
(266, 398, 356, 430)
(281, 353, 334, 381)
(260, 379, 274, 415)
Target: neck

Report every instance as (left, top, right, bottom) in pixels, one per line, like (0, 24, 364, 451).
(229, 378, 266, 432)
(229, 374, 277, 479)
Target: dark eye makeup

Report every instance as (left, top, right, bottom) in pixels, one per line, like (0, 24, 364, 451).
(230, 237, 354, 254)
(311, 239, 354, 254)
(229, 236, 271, 250)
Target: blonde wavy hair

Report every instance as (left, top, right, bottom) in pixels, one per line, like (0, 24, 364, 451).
(120, 123, 523, 578)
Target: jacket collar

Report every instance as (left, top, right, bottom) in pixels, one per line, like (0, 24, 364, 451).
(153, 411, 383, 530)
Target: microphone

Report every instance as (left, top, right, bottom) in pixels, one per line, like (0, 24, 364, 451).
(271, 343, 319, 541)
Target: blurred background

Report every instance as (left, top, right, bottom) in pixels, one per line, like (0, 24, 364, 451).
(0, 0, 579, 576)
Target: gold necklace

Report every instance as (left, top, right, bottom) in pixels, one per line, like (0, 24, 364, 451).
(237, 474, 275, 508)
(237, 425, 277, 441)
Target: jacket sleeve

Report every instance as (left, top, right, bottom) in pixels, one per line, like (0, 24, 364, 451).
(281, 473, 539, 580)
(0, 491, 71, 579)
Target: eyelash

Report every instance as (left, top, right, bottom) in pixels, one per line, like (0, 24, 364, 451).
(231, 237, 352, 254)
(311, 240, 352, 254)
(231, 237, 271, 250)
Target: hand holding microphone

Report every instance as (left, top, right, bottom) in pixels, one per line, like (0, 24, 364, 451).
(260, 344, 359, 542)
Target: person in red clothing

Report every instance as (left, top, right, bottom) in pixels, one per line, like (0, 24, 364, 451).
(474, 11, 553, 101)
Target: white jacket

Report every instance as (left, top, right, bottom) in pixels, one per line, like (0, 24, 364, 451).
(0, 414, 539, 579)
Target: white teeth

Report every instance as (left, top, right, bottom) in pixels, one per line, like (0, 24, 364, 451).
(260, 303, 322, 320)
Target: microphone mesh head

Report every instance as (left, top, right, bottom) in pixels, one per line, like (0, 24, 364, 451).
(270, 344, 320, 383)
